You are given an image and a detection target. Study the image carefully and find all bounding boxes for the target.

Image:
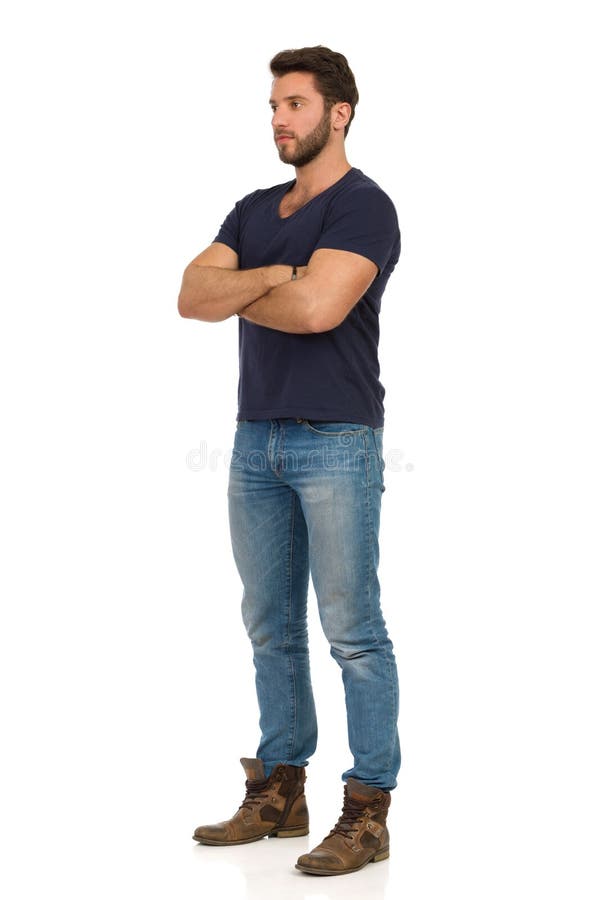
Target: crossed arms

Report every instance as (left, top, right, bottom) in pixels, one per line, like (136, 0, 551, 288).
(177, 242, 377, 334)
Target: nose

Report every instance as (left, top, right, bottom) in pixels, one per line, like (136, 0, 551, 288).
(271, 107, 288, 131)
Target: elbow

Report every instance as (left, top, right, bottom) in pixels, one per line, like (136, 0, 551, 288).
(178, 269, 196, 318)
(178, 289, 192, 318)
(305, 307, 344, 334)
(178, 291, 205, 320)
(178, 286, 224, 322)
(301, 290, 349, 333)
(177, 266, 211, 320)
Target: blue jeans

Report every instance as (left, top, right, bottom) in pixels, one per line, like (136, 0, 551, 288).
(227, 418, 401, 791)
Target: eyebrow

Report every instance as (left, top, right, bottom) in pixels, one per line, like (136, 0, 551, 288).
(269, 94, 311, 105)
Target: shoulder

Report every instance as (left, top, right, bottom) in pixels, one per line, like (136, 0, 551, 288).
(326, 168, 398, 222)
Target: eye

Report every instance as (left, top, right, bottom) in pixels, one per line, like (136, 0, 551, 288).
(291, 101, 302, 109)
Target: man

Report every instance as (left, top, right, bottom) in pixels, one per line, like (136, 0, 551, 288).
(179, 46, 401, 877)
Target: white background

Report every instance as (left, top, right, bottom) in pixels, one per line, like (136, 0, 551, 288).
(1, 1, 598, 898)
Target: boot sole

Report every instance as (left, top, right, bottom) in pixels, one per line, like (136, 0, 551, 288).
(193, 825, 309, 846)
(295, 846, 389, 876)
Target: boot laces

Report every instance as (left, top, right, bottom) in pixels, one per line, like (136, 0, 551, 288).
(331, 792, 376, 839)
(238, 777, 270, 811)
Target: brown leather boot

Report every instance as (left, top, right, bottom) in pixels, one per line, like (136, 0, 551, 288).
(192, 758, 309, 845)
(295, 778, 390, 875)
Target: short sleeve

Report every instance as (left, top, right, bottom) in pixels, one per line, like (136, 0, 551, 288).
(314, 186, 400, 275)
(213, 202, 240, 254)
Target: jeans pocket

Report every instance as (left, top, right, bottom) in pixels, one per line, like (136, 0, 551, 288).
(302, 420, 367, 436)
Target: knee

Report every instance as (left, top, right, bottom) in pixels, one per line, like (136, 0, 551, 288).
(241, 598, 308, 654)
(327, 633, 395, 667)
(241, 592, 269, 646)
(328, 639, 371, 663)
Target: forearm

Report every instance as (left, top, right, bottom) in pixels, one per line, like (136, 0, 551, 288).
(240, 277, 319, 334)
(178, 264, 292, 322)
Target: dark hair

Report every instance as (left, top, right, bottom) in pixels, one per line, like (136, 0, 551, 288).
(269, 45, 359, 137)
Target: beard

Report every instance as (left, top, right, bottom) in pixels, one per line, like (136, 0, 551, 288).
(276, 108, 332, 167)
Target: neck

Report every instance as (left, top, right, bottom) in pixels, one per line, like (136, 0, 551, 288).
(292, 144, 352, 198)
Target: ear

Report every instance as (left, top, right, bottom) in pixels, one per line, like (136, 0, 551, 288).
(331, 101, 352, 133)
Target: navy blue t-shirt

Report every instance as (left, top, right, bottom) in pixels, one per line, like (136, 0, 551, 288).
(214, 167, 400, 428)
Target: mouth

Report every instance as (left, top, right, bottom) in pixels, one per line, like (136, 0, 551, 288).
(276, 134, 294, 143)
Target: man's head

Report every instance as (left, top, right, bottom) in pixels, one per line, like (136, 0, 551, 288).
(269, 46, 359, 167)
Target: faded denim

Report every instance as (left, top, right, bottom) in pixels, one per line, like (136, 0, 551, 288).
(227, 418, 401, 791)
